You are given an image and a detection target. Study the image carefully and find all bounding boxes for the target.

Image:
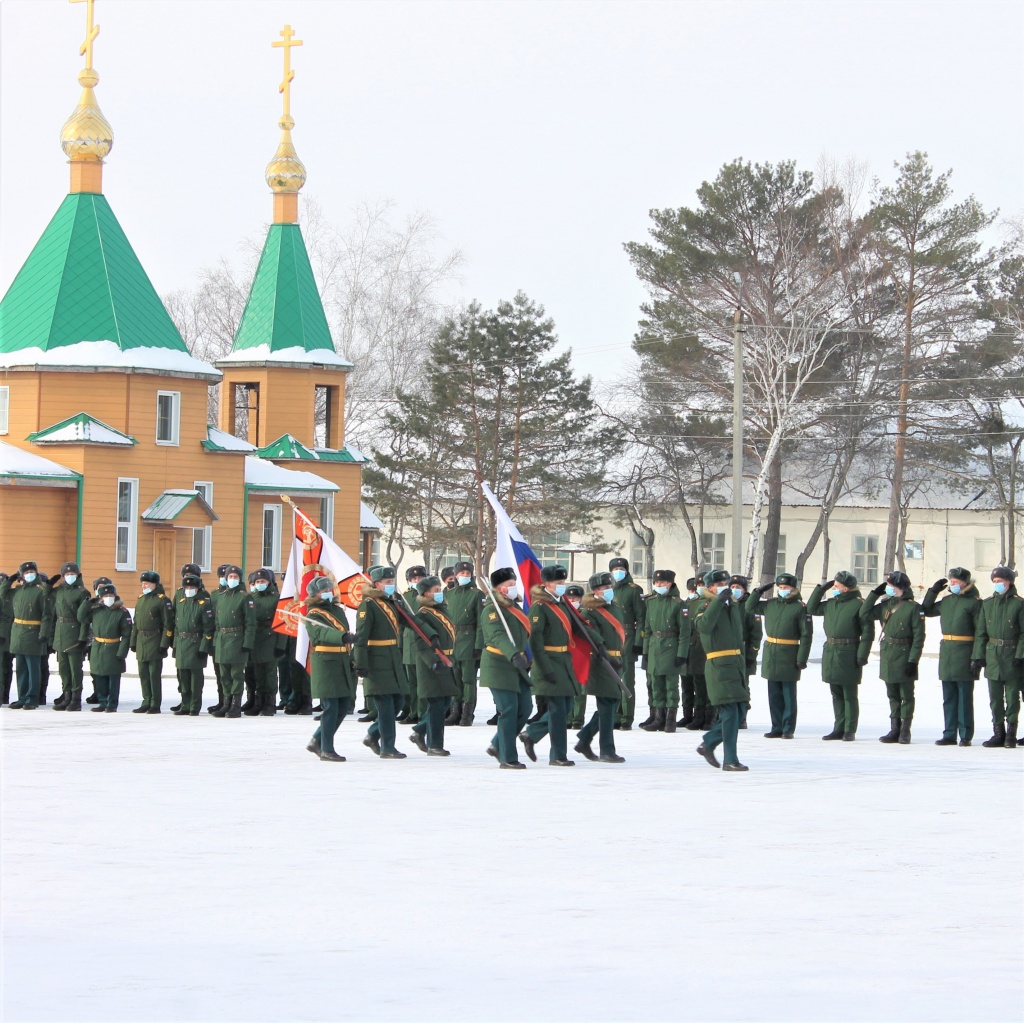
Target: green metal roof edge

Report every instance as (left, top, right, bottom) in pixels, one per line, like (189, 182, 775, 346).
(27, 411, 137, 445)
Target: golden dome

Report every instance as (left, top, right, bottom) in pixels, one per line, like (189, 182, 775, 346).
(60, 68, 113, 162)
(265, 117, 306, 193)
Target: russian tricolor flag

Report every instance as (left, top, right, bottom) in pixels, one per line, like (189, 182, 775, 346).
(481, 481, 543, 609)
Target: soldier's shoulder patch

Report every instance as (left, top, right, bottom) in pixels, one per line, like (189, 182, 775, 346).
(178, 598, 184, 603)
(755, 614, 762, 621)
(488, 612, 497, 621)
(198, 599, 206, 605)
(682, 607, 689, 616)
(531, 615, 540, 622)
(358, 611, 366, 618)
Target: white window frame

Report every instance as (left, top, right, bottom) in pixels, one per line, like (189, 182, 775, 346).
(775, 534, 786, 574)
(262, 503, 283, 572)
(360, 532, 380, 568)
(630, 534, 653, 580)
(701, 532, 726, 572)
(0, 385, 9, 434)
(155, 390, 181, 446)
(319, 494, 335, 539)
(192, 481, 213, 572)
(853, 535, 879, 585)
(115, 478, 139, 571)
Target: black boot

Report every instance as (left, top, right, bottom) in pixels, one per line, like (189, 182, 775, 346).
(685, 706, 706, 731)
(444, 701, 462, 726)
(640, 708, 664, 732)
(664, 711, 677, 733)
(53, 691, 69, 710)
(676, 708, 694, 728)
(225, 695, 242, 718)
(934, 736, 957, 746)
(526, 699, 547, 724)
(460, 705, 475, 727)
(486, 712, 499, 726)
(260, 693, 276, 716)
(898, 718, 912, 744)
(574, 738, 599, 762)
(132, 704, 149, 714)
(66, 691, 82, 711)
(637, 709, 655, 729)
(982, 725, 1006, 748)
(86, 692, 99, 704)
(244, 691, 262, 717)
(879, 718, 900, 743)
(1005, 724, 1018, 749)
(821, 727, 845, 740)
(296, 697, 313, 716)
(211, 697, 229, 718)
(240, 685, 255, 714)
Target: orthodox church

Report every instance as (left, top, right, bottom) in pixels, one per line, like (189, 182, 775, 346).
(0, 7, 376, 587)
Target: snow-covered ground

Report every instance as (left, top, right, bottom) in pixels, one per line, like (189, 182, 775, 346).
(3, 634, 1022, 1022)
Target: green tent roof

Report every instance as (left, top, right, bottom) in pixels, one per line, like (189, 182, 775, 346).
(0, 193, 190, 356)
(28, 412, 136, 446)
(256, 433, 366, 463)
(225, 223, 350, 366)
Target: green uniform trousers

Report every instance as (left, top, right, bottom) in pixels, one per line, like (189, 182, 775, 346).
(456, 659, 478, 714)
(139, 660, 163, 710)
(490, 682, 532, 764)
(403, 664, 420, 719)
(885, 680, 915, 723)
(178, 668, 204, 714)
(693, 673, 709, 711)
(680, 674, 696, 716)
(941, 680, 974, 742)
(525, 694, 572, 763)
(616, 654, 638, 726)
(367, 693, 401, 754)
(94, 673, 121, 711)
(578, 695, 618, 756)
(251, 660, 277, 699)
(570, 690, 587, 727)
(212, 661, 224, 707)
(312, 697, 353, 755)
(651, 673, 679, 709)
(829, 683, 859, 734)
(767, 679, 798, 734)
(702, 701, 742, 766)
(57, 648, 85, 696)
(412, 696, 450, 751)
(277, 649, 294, 705)
(219, 662, 246, 697)
(989, 679, 1020, 728)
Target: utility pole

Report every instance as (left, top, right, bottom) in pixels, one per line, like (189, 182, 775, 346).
(731, 299, 744, 574)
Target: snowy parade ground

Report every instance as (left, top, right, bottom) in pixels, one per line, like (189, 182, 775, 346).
(2, 635, 1022, 1022)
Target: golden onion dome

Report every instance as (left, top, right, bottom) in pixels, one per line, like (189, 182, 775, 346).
(60, 68, 113, 161)
(265, 116, 306, 193)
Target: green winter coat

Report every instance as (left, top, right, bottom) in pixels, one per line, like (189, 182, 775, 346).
(83, 599, 132, 675)
(413, 599, 460, 699)
(0, 585, 13, 649)
(687, 594, 711, 675)
(0, 576, 51, 656)
(249, 584, 284, 664)
(400, 587, 420, 667)
(740, 596, 762, 678)
(130, 588, 175, 661)
(973, 585, 1024, 683)
(612, 573, 646, 656)
(861, 591, 925, 683)
(213, 587, 257, 666)
(304, 602, 357, 700)
(479, 593, 532, 693)
(353, 586, 405, 695)
(806, 584, 873, 685)
(446, 582, 484, 660)
(642, 592, 691, 674)
(695, 596, 749, 706)
(581, 594, 627, 698)
(921, 583, 982, 682)
(47, 579, 90, 654)
(529, 587, 579, 697)
(747, 592, 813, 682)
(172, 593, 215, 670)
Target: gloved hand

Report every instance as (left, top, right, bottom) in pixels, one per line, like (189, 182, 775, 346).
(158, 647, 167, 661)
(355, 668, 368, 678)
(872, 583, 887, 597)
(633, 644, 644, 657)
(50, 574, 63, 586)
(198, 652, 208, 667)
(906, 661, 919, 680)
(753, 583, 773, 597)
(242, 646, 252, 655)
(342, 632, 356, 646)
(609, 656, 623, 670)
(429, 635, 442, 651)
(640, 656, 648, 672)
(511, 652, 530, 675)
(10, 570, 21, 582)
(430, 660, 446, 673)
(796, 661, 808, 671)
(129, 645, 137, 654)
(673, 656, 686, 667)
(857, 655, 869, 667)
(931, 578, 948, 592)
(747, 657, 758, 673)
(716, 587, 731, 603)
(473, 649, 482, 659)
(970, 659, 984, 679)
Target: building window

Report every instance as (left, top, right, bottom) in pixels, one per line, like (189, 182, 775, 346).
(904, 539, 924, 561)
(531, 531, 571, 571)
(192, 482, 213, 572)
(774, 534, 786, 574)
(156, 390, 181, 445)
(429, 546, 464, 573)
(115, 478, 139, 570)
(853, 535, 879, 585)
(0, 385, 8, 434)
(360, 532, 380, 569)
(701, 532, 725, 573)
(974, 538, 997, 574)
(262, 504, 283, 571)
(319, 494, 335, 539)
(630, 534, 653, 580)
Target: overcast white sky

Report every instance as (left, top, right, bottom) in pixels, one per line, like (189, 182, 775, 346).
(2, 0, 1022, 382)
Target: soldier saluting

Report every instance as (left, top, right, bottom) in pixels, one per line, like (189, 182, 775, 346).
(0, 562, 51, 709)
(973, 566, 1024, 749)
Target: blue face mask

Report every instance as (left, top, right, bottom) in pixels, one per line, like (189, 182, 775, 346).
(777, 588, 793, 599)
(254, 582, 268, 592)
(653, 584, 669, 596)
(227, 578, 240, 589)
(829, 588, 842, 599)
(433, 591, 445, 604)
(554, 584, 567, 597)
(731, 587, 745, 601)
(948, 583, 962, 594)
(219, 577, 227, 588)
(383, 583, 396, 596)
(601, 589, 614, 603)
(23, 572, 37, 584)
(994, 581, 1008, 595)
(884, 585, 896, 597)
(457, 575, 472, 586)
(611, 569, 627, 583)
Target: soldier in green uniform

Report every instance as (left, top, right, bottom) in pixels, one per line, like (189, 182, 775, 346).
(446, 560, 484, 726)
(565, 584, 589, 729)
(520, 565, 585, 766)
(207, 563, 231, 714)
(729, 575, 761, 729)
(48, 562, 89, 711)
(973, 566, 1024, 748)
(83, 576, 112, 706)
(210, 566, 256, 718)
(574, 572, 627, 763)
(609, 557, 646, 731)
(397, 565, 426, 724)
(694, 569, 751, 771)
(172, 573, 215, 716)
(861, 571, 925, 744)
(356, 566, 407, 759)
(130, 571, 174, 713)
(244, 568, 284, 715)
(641, 569, 690, 732)
(1, 562, 51, 709)
(408, 575, 460, 755)
(674, 577, 700, 726)
(78, 583, 132, 712)
(683, 581, 713, 731)
(481, 568, 532, 769)
(921, 568, 982, 746)
(0, 573, 13, 705)
(806, 570, 873, 741)
(747, 573, 812, 738)
(168, 563, 207, 713)
(303, 576, 357, 762)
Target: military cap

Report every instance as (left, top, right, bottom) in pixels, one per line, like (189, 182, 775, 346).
(609, 557, 629, 571)
(775, 572, 799, 588)
(703, 569, 730, 587)
(653, 569, 676, 584)
(251, 567, 275, 584)
(992, 565, 1017, 582)
(369, 565, 396, 583)
(947, 566, 971, 582)
(416, 575, 442, 595)
(729, 574, 749, 590)
(181, 563, 201, 577)
(833, 570, 857, 589)
(97, 583, 118, 598)
(224, 565, 243, 578)
(19, 561, 38, 574)
(540, 565, 568, 582)
(306, 576, 335, 597)
(92, 576, 112, 591)
(60, 562, 81, 576)
(440, 567, 456, 582)
(140, 570, 160, 584)
(686, 577, 698, 590)
(589, 571, 614, 591)
(491, 567, 516, 587)
(565, 584, 585, 598)
(886, 570, 911, 590)
(217, 564, 230, 576)
(182, 574, 202, 588)
(405, 565, 427, 582)
(454, 560, 475, 575)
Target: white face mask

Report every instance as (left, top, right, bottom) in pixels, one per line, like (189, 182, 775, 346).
(227, 578, 240, 589)
(102, 595, 116, 607)
(254, 582, 268, 592)
(505, 586, 519, 600)
(948, 583, 962, 594)
(23, 572, 37, 584)
(457, 575, 472, 586)
(141, 585, 154, 595)
(64, 574, 78, 585)
(184, 588, 198, 599)
(653, 584, 669, 596)
(777, 588, 793, 599)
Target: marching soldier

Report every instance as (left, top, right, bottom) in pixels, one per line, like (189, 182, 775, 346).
(49, 562, 89, 711)
(172, 573, 215, 716)
(129, 571, 174, 713)
(641, 569, 690, 732)
(806, 571, 873, 741)
(746, 573, 812, 738)
(210, 566, 256, 719)
(694, 569, 750, 771)
(245, 568, 284, 715)
(447, 560, 484, 727)
(862, 571, 925, 744)
(574, 572, 627, 763)
(356, 566, 407, 759)
(0, 562, 51, 709)
(729, 575, 761, 728)
(609, 557, 646, 731)
(408, 575, 459, 755)
(0, 573, 12, 705)
(973, 566, 1024, 748)
(398, 565, 426, 724)
(481, 568, 532, 769)
(303, 576, 357, 762)
(921, 568, 981, 746)
(78, 582, 132, 712)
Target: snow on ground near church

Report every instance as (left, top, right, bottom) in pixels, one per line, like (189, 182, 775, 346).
(3, 643, 1022, 1022)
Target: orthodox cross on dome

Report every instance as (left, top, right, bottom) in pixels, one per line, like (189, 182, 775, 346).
(70, 0, 100, 75)
(272, 24, 303, 127)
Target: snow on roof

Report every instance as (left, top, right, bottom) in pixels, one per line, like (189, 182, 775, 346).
(360, 502, 384, 530)
(217, 344, 353, 369)
(28, 412, 135, 446)
(202, 426, 257, 453)
(0, 440, 81, 479)
(244, 456, 338, 493)
(0, 340, 221, 381)
(342, 442, 370, 463)
(142, 489, 219, 522)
